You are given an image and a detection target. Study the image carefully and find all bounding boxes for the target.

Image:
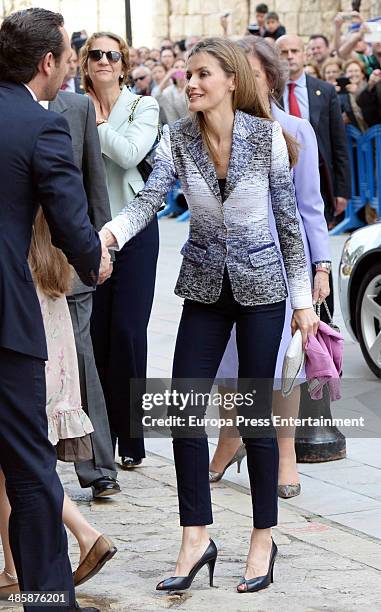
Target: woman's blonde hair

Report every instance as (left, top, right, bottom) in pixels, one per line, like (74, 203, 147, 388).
(28, 208, 72, 299)
(80, 31, 130, 92)
(187, 38, 299, 167)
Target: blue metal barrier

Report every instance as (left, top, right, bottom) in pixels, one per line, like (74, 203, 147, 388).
(330, 124, 381, 235)
(157, 180, 183, 218)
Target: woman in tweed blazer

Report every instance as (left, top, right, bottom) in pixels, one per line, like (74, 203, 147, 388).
(211, 37, 331, 498)
(101, 38, 319, 594)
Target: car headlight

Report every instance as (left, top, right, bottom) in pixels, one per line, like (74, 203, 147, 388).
(340, 237, 364, 277)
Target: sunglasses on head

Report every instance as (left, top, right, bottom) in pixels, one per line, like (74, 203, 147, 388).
(88, 49, 122, 62)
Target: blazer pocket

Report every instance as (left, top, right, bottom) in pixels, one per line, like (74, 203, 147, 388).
(180, 240, 207, 267)
(248, 243, 280, 268)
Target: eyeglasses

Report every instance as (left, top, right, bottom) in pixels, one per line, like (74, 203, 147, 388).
(134, 75, 148, 81)
(88, 49, 122, 62)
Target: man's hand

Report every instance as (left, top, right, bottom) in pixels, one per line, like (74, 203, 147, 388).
(98, 241, 112, 284)
(334, 196, 348, 215)
(99, 227, 117, 248)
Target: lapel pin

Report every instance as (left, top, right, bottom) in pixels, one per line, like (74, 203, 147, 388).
(316, 89, 321, 96)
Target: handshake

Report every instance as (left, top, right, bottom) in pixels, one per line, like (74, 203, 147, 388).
(97, 234, 113, 285)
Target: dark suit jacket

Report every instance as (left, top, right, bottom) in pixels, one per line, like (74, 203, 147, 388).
(49, 92, 112, 294)
(281, 75, 351, 215)
(0, 82, 101, 360)
(74, 76, 85, 95)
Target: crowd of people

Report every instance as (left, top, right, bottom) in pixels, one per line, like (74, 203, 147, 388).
(115, 4, 380, 223)
(0, 3, 378, 612)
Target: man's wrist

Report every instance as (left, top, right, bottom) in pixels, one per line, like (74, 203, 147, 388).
(100, 228, 116, 248)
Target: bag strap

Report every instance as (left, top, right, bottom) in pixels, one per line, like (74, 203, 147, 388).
(127, 94, 162, 142)
(128, 95, 143, 124)
(315, 299, 340, 331)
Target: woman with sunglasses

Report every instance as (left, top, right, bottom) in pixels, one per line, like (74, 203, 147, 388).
(80, 32, 160, 470)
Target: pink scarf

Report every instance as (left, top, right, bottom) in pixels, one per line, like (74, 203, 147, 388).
(305, 321, 344, 401)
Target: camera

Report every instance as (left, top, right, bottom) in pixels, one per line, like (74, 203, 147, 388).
(247, 24, 261, 36)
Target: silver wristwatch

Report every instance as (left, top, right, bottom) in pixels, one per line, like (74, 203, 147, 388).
(314, 261, 332, 274)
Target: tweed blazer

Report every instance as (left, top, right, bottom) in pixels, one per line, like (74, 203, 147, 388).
(105, 111, 312, 309)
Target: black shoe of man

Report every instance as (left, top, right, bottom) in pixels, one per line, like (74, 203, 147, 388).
(90, 477, 121, 499)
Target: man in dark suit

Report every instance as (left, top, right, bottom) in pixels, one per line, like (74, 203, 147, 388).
(0, 8, 110, 611)
(49, 91, 121, 499)
(276, 34, 351, 226)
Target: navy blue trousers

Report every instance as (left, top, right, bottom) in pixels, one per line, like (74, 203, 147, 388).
(91, 218, 159, 459)
(0, 347, 74, 611)
(171, 270, 285, 528)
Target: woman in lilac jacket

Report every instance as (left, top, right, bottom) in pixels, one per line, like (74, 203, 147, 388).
(210, 37, 331, 496)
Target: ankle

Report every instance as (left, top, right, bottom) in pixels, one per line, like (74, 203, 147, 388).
(181, 527, 209, 548)
(250, 528, 272, 546)
(78, 530, 101, 555)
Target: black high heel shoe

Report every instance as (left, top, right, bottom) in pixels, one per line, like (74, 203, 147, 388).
(156, 539, 217, 591)
(237, 538, 277, 593)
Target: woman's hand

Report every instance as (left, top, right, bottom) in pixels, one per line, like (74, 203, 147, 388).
(345, 83, 358, 94)
(342, 111, 350, 124)
(312, 270, 330, 306)
(291, 308, 319, 348)
(368, 69, 381, 91)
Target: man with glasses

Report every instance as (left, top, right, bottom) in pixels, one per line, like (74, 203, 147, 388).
(132, 65, 153, 95)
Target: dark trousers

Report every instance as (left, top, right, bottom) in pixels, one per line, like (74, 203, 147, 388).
(171, 270, 285, 528)
(67, 292, 117, 487)
(0, 347, 74, 611)
(91, 218, 159, 459)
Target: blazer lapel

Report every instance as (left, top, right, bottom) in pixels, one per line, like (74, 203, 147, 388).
(306, 75, 321, 132)
(224, 111, 256, 202)
(185, 122, 221, 202)
(108, 86, 137, 131)
(49, 92, 69, 114)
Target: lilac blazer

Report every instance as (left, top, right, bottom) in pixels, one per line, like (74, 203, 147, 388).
(217, 103, 330, 384)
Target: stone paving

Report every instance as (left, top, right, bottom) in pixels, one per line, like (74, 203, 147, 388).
(2, 220, 381, 611)
(146, 220, 381, 542)
(3, 454, 381, 611)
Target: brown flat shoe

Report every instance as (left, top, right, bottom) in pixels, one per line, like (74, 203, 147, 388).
(73, 535, 117, 587)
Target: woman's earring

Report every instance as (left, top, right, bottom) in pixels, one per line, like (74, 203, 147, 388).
(270, 88, 275, 95)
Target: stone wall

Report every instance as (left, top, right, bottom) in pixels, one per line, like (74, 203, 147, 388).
(2, 0, 380, 47)
(149, 0, 381, 47)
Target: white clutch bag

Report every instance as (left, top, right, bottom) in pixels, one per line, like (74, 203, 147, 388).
(281, 329, 305, 398)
